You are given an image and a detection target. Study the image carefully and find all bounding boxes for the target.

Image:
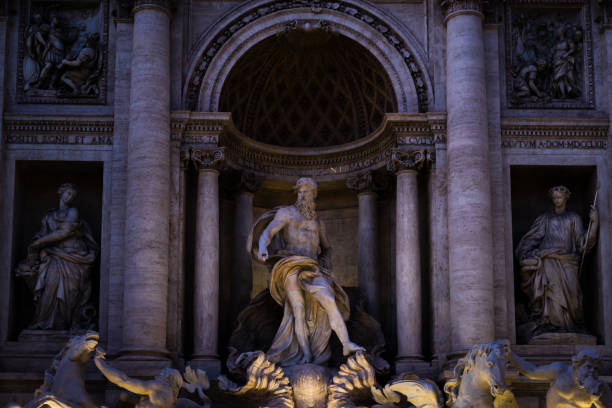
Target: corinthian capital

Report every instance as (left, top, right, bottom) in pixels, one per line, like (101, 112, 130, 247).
(440, 0, 483, 21)
(387, 149, 433, 173)
(191, 147, 225, 172)
(346, 172, 388, 194)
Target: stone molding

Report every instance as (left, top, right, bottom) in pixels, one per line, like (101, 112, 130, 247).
(500, 119, 608, 150)
(387, 149, 433, 173)
(184, 0, 432, 113)
(190, 147, 226, 172)
(171, 112, 446, 181)
(4, 117, 113, 145)
(440, 0, 483, 21)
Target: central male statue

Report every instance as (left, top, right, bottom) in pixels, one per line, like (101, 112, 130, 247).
(248, 177, 363, 366)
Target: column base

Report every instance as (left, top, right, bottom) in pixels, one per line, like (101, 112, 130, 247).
(188, 355, 222, 378)
(395, 355, 435, 378)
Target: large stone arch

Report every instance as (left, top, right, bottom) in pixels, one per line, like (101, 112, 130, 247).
(183, 0, 434, 113)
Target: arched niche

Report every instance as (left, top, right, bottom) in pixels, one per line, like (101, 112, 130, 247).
(183, 1, 433, 115)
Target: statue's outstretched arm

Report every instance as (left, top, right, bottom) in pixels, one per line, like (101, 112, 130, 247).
(94, 355, 151, 396)
(509, 352, 561, 381)
(258, 210, 289, 260)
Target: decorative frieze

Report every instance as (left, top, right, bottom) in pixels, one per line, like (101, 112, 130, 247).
(501, 120, 608, 150)
(4, 118, 113, 145)
(505, 2, 594, 109)
(18, 1, 108, 104)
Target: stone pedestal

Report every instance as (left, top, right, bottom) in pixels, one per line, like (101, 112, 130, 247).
(442, 0, 495, 350)
(120, 0, 172, 360)
(190, 147, 225, 377)
(347, 172, 380, 318)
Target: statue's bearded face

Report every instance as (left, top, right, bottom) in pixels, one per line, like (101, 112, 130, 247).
(574, 359, 600, 394)
(296, 187, 316, 220)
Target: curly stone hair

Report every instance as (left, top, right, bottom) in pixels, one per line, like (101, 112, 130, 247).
(548, 185, 571, 199)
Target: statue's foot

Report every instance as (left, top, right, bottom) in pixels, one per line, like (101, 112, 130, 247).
(342, 341, 365, 356)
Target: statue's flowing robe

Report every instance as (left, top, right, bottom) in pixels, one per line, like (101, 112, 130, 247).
(247, 208, 350, 366)
(31, 209, 98, 330)
(516, 210, 592, 330)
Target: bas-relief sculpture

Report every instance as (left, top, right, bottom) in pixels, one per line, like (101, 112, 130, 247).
(247, 177, 364, 366)
(515, 186, 598, 342)
(16, 183, 98, 331)
(507, 6, 592, 108)
(20, 2, 106, 103)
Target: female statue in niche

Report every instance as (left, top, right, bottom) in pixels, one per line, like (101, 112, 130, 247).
(16, 183, 98, 330)
(516, 185, 598, 339)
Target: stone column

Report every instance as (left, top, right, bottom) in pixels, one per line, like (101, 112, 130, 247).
(442, 0, 495, 350)
(191, 147, 225, 377)
(231, 172, 264, 324)
(347, 172, 380, 319)
(388, 150, 429, 371)
(121, 0, 172, 359)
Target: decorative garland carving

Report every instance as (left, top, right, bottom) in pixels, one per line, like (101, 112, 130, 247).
(4, 118, 113, 145)
(185, 0, 430, 112)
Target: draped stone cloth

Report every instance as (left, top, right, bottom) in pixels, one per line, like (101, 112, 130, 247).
(30, 210, 98, 330)
(516, 211, 592, 330)
(247, 208, 350, 366)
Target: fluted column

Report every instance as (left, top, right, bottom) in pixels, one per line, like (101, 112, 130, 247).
(389, 150, 429, 371)
(191, 147, 224, 376)
(231, 172, 264, 324)
(347, 172, 380, 319)
(442, 0, 495, 350)
(121, 0, 172, 359)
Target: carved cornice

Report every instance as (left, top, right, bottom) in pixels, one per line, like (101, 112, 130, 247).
(174, 112, 446, 181)
(387, 149, 433, 173)
(185, 0, 430, 112)
(500, 119, 608, 150)
(3, 118, 114, 145)
(440, 0, 483, 21)
(191, 147, 225, 172)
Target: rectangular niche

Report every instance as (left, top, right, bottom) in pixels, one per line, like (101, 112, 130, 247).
(504, 1, 594, 109)
(510, 165, 601, 344)
(17, 0, 108, 104)
(10, 161, 103, 340)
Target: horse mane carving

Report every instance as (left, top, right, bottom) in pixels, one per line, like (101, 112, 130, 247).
(443, 342, 499, 407)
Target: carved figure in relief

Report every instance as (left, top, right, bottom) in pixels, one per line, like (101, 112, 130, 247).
(516, 186, 598, 337)
(94, 347, 183, 408)
(16, 183, 98, 330)
(443, 340, 516, 408)
(24, 331, 99, 408)
(58, 33, 102, 96)
(247, 177, 364, 366)
(508, 347, 612, 408)
(552, 26, 582, 98)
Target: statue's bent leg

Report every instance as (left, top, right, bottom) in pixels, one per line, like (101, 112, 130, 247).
(285, 274, 312, 363)
(311, 286, 364, 356)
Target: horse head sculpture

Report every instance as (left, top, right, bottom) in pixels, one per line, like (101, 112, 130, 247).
(444, 340, 513, 408)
